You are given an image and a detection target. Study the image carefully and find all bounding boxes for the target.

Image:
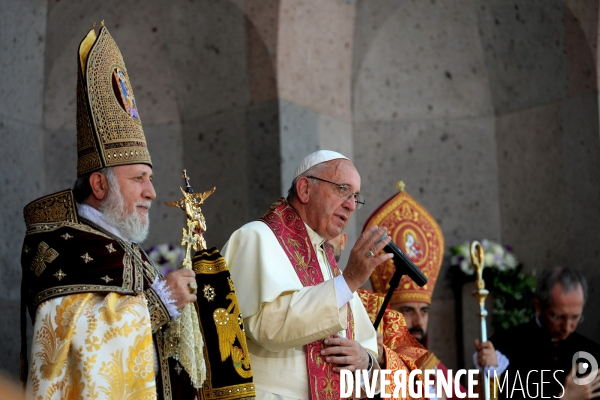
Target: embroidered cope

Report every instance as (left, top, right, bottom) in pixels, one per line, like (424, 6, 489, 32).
(358, 290, 427, 399)
(21, 190, 197, 399)
(29, 292, 156, 399)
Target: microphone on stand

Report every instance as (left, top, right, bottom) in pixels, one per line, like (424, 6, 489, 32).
(379, 236, 428, 287)
(372, 232, 428, 329)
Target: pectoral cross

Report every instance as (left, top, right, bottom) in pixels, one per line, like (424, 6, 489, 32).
(31, 241, 59, 276)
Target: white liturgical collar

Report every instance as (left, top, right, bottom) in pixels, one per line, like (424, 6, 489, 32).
(304, 223, 326, 251)
(77, 203, 132, 243)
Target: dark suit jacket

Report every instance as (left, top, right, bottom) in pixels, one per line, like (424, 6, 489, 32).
(489, 318, 600, 399)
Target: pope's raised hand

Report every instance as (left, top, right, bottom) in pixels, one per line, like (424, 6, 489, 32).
(343, 226, 393, 293)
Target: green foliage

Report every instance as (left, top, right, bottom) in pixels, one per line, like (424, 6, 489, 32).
(449, 238, 536, 333)
(483, 266, 536, 331)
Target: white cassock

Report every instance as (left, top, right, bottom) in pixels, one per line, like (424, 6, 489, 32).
(222, 220, 379, 400)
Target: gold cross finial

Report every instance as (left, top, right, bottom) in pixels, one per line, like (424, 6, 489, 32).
(182, 169, 192, 191)
(396, 181, 406, 192)
(101, 20, 105, 27)
(470, 241, 485, 290)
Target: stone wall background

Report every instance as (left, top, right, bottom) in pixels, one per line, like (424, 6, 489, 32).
(1, 0, 599, 378)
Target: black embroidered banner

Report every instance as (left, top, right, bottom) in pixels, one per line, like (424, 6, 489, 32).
(192, 248, 255, 399)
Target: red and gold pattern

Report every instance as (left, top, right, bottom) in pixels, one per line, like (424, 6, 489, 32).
(364, 184, 444, 305)
(420, 351, 440, 371)
(260, 198, 353, 400)
(358, 290, 427, 399)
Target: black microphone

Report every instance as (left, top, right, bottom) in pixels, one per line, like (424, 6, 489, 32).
(376, 233, 428, 287)
(372, 232, 428, 330)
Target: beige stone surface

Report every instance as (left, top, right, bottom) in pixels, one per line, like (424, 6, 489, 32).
(43, 0, 180, 131)
(144, 124, 186, 248)
(353, 0, 493, 123)
(559, 94, 600, 341)
(354, 116, 501, 251)
(496, 103, 568, 273)
(277, 0, 355, 121)
(245, 0, 279, 104)
(0, 0, 46, 125)
(163, 0, 250, 121)
(477, 0, 566, 114)
(318, 113, 353, 159)
(565, 0, 599, 57)
(0, 0, 48, 378)
(565, 0, 598, 96)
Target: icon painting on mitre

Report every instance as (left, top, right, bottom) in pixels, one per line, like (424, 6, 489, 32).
(364, 182, 444, 305)
(113, 68, 140, 121)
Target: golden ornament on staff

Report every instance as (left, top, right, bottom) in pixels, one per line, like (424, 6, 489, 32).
(162, 169, 216, 389)
(471, 241, 491, 400)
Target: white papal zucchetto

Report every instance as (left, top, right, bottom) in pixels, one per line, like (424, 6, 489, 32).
(293, 150, 351, 179)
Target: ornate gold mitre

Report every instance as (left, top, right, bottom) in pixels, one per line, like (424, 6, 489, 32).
(364, 182, 444, 305)
(76, 23, 151, 176)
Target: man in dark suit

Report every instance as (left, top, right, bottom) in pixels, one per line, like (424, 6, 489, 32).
(476, 267, 600, 399)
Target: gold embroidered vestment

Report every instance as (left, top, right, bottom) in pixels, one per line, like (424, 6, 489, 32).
(21, 189, 195, 399)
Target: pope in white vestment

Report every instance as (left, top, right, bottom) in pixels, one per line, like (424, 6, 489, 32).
(222, 221, 379, 399)
(222, 150, 393, 400)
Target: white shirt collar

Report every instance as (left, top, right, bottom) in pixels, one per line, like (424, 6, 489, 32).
(77, 203, 132, 243)
(535, 312, 559, 342)
(304, 223, 327, 250)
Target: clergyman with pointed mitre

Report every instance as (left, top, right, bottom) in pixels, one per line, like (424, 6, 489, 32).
(20, 24, 206, 399)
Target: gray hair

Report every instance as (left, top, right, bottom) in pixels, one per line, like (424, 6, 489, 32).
(286, 162, 331, 202)
(535, 267, 588, 309)
(73, 167, 115, 204)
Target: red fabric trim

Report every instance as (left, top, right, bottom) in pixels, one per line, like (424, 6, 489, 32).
(259, 198, 353, 400)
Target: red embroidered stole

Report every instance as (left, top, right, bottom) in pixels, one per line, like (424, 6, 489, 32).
(259, 198, 354, 400)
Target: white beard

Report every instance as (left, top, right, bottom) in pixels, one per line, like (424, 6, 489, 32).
(100, 171, 151, 243)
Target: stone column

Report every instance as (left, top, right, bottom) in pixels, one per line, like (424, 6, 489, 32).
(275, 0, 358, 265)
(0, 0, 48, 376)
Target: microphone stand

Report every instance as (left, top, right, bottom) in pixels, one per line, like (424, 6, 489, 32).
(372, 235, 428, 330)
(373, 266, 403, 330)
(371, 266, 403, 400)
(369, 231, 429, 398)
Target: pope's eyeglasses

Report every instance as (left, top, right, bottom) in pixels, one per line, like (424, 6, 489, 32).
(306, 176, 365, 210)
